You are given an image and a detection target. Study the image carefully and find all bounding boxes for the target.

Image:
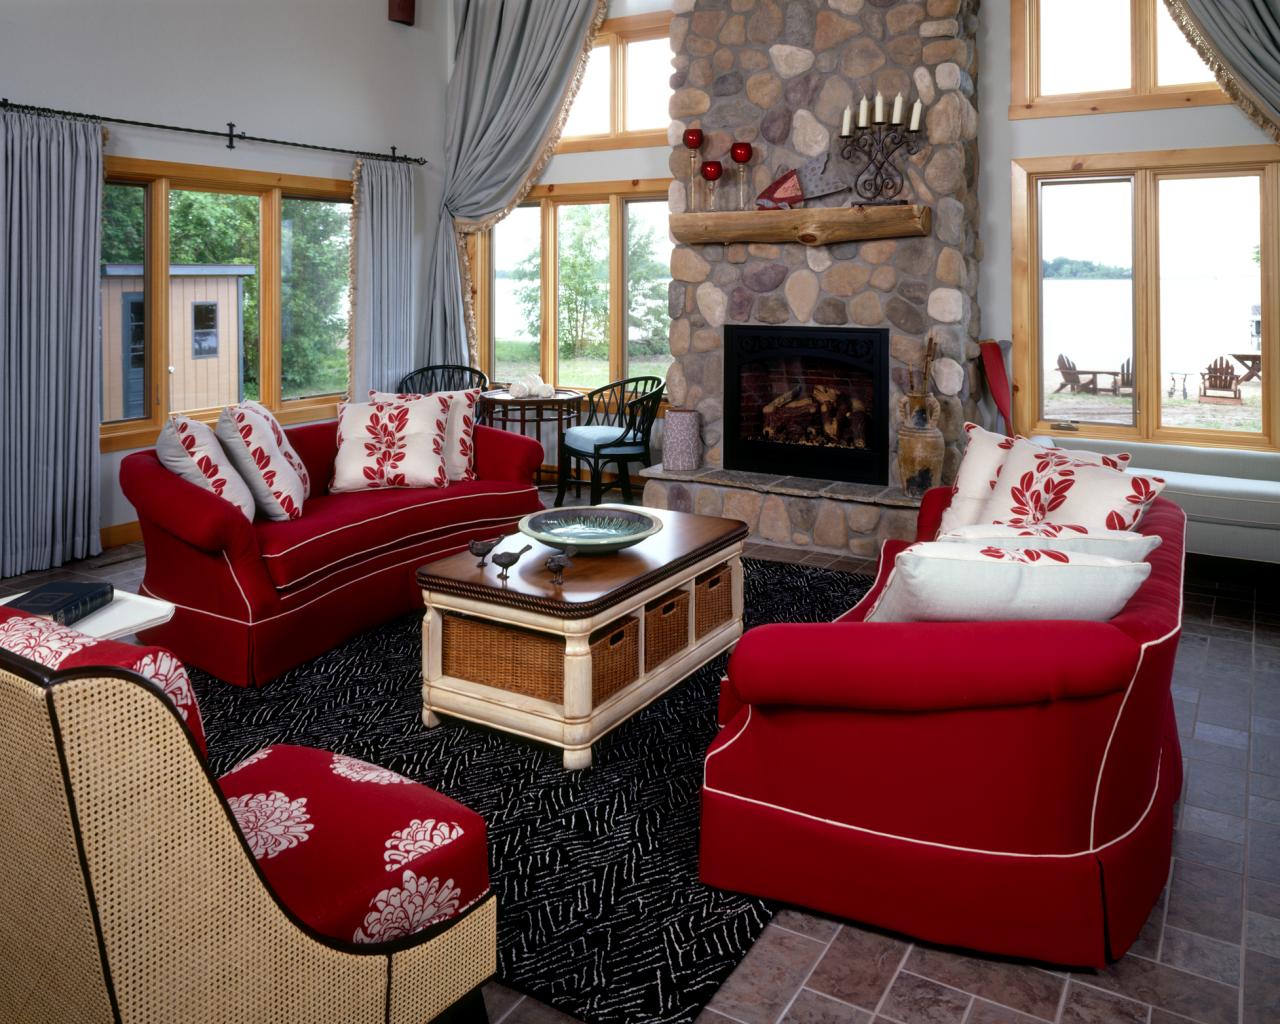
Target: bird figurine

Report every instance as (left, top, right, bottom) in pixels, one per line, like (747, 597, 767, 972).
(491, 544, 532, 582)
(544, 546, 576, 586)
(468, 537, 501, 568)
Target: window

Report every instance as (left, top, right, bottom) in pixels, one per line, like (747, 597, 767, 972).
(191, 302, 219, 359)
(1012, 147, 1279, 449)
(1012, 0, 1226, 118)
(477, 179, 673, 391)
(556, 12, 672, 153)
(99, 157, 352, 452)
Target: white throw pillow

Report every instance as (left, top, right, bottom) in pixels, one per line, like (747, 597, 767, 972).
(155, 415, 255, 521)
(215, 406, 306, 521)
(370, 389, 481, 482)
(238, 399, 311, 498)
(865, 542, 1151, 623)
(332, 397, 453, 492)
(938, 424, 1131, 534)
(939, 523, 1162, 560)
(979, 437, 1163, 533)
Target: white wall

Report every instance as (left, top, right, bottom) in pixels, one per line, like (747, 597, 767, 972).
(976, 2, 1272, 342)
(0, 0, 452, 527)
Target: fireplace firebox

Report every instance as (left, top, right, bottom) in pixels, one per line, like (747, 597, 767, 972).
(723, 325, 889, 485)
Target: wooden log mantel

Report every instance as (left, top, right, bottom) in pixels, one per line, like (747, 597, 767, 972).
(669, 204, 931, 247)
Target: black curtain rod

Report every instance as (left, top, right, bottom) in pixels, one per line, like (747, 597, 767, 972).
(0, 98, 428, 166)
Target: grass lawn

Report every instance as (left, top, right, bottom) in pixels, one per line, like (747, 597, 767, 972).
(493, 339, 671, 391)
(1043, 375, 1263, 433)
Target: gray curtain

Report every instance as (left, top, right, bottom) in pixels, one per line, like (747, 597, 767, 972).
(352, 158, 414, 395)
(425, 0, 604, 365)
(1165, 0, 1280, 142)
(0, 111, 103, 578)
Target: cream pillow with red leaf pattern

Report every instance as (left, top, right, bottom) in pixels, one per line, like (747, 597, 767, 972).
(939, 424, 1131, 534)
(939, 523, 1162, 560)
(977, 437, 1162, 533)
(331, 397, 453, 492)
(865, 541, 1151, 623)
(216, 406, 306, 521)
(156, 415, 255, 521)
(370, 388, 481, 482)
(238, 399, 311, 498)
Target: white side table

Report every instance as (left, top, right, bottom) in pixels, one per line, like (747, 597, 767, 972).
(0, 590, 175, 640)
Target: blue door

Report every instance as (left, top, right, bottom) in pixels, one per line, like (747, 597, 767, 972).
(122, 292, 145, 419)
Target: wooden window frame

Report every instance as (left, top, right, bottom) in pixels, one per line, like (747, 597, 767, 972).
(1010, 0, 1230, 120)
(1011, 145, 1280, 451)
(555, 12, 672, 154)
(473, 177, 672, 393)
(100, 157, 352, 453)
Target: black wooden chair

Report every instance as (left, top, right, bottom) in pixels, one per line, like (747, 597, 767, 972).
(396, 364, 489, 394)
(556, 376, 664, 507)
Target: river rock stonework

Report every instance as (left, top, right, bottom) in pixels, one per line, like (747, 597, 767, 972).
(656, 0, 989, 550)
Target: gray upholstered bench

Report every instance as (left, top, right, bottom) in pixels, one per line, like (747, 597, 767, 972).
(1032, 435, 1280, 563)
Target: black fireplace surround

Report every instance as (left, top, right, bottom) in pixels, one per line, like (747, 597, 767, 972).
(723, 324, 889, 485)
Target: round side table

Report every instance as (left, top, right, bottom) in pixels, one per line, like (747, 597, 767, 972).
(478, 388, 583, 487)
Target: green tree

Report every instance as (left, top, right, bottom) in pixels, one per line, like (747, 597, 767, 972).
(512, 205, 609, 360)
(510, 204, 672, 363)
(1041, 256, 1132, 280)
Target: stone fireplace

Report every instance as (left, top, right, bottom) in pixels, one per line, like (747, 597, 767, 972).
(642, 0, 992, 554)
(724, 324, 888, 484)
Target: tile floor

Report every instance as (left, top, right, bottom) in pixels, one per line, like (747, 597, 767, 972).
(6, 520, 1277, 1024)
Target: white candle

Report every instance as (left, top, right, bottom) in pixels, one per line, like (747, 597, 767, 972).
(892, 92, 904, 124)
(857, 95, 869, 128)
(874, 92, 884, 123)
(842, 105, 852, 135)
(909, 98, 922, 131)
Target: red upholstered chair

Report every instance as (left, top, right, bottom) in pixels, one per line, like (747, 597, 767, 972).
(702, 489, 1185, 967)
(120, 419, 544, 687)
(0, 608, 495, 1023)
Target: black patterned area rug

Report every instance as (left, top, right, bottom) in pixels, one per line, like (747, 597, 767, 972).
(191, 559, 872, 1024)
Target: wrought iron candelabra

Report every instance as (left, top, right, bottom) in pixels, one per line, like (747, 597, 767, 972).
(838, 121, 923, 203)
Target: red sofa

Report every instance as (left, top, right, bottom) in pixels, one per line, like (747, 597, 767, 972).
(121, 420, 543, 687)
(701, 488, 1185, 967)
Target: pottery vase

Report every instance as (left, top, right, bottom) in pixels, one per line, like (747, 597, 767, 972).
(896, 392, 944, 497)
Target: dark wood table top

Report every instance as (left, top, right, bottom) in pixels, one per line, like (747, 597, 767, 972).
(417, 508, 748, 619)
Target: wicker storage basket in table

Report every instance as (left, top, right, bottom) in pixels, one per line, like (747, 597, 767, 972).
(441, 612, 638, 704)
(694, 563, 733, 638)
(644, 589, 689, 671)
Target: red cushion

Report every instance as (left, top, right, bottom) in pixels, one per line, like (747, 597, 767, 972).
(255, 480, 539, 591)
(218, 744, 489, 945)
(0, 607, 206, 755)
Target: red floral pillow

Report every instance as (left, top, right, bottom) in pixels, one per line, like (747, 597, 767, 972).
(216, 405, 306, 521)
(155, 415, 255, 521)
(370, 388, 480, 482)
(239, 400, 311, 498)
(978, 438, 1163, 533)
(0, 608, 205, 755)
(331, 397, 453, 492)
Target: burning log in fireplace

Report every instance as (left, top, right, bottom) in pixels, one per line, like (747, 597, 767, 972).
(759, 383, 868, 448)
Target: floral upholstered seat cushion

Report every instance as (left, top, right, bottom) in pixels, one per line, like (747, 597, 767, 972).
(217, 744, 490, 946)
(0, 607, 206, 754)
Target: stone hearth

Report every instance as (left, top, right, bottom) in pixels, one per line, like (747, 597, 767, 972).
(654, 0, 990, 550)
(641, 464, 919, 557)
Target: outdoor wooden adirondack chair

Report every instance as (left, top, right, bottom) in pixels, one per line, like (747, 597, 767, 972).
(1200, 356, 1242, 403)
(1054, 354, 1099, 394)
(1116, 357, 1134, 396)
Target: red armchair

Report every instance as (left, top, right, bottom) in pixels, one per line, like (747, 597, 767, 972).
(121, 420, 544, 687)
(701, 488, 1185, 967)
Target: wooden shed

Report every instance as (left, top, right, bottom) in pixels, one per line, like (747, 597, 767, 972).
(101, 263, 256, 420)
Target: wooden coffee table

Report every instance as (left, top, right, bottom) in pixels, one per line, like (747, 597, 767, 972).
(416, 507, 747, 769)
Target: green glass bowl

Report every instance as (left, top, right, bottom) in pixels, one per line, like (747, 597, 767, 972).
(517, 506, 663, 554)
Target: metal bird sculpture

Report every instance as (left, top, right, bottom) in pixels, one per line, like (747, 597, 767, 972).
(491, 544, 532, 582)
(544, 546, 576, 586)
(468, 537, 501, 568)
